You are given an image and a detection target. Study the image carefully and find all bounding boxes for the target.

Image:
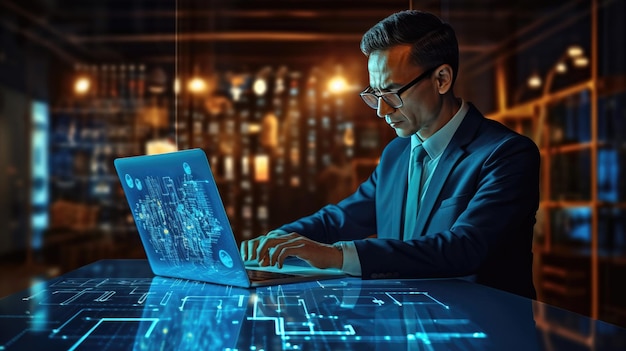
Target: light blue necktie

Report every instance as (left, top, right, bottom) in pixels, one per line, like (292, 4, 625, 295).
(403, 145, 428, 240)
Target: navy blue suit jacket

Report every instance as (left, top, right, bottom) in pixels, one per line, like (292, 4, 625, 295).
(278, 104, 540, 299)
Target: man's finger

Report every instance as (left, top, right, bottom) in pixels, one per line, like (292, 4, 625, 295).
(271, 235, 315, 267)
(256, 233, 298, 266)
(274, 242, 306, 268)
(247, 239, 260, 261)
(256, 236, 280, 266)
(240, 240, 247, 260)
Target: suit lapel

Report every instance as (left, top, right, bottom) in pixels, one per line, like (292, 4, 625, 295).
(413, 106, 483, 238)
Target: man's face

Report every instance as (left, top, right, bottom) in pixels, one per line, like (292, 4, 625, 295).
(367, 45, 442, 138)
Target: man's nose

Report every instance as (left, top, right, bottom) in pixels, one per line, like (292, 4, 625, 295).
(376, 98, 395, 118)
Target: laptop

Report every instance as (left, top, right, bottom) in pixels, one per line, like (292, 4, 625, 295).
(114, 148, 346, 288)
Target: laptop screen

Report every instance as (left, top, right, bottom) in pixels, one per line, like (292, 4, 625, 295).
(114, 149, 250, 287)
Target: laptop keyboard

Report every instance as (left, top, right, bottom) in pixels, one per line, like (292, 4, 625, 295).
(246, 269, 298, 281)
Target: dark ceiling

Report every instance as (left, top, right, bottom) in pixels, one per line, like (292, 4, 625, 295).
(2, 0, 596, 113)
(1, 0, 575, 73)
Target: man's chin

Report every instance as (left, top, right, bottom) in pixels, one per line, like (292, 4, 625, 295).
(394, 128, 415, 138)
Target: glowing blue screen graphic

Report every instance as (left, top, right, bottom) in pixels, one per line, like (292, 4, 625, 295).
(114, 149, 250, 287)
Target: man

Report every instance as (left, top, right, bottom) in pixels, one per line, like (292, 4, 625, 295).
(241, 10, 540, 299)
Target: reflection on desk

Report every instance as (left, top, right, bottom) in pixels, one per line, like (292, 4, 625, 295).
(0, 259, 625, 350)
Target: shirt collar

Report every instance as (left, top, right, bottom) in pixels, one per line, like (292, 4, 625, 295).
(411, 99, 469, 159)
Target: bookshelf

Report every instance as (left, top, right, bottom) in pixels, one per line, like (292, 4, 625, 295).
(486, 0, 626, 327)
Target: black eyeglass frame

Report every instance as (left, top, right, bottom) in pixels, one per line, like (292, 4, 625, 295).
(359, 65, 441, 110)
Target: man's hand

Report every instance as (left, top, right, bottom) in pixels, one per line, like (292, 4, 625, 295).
(240, 231, 343, 270)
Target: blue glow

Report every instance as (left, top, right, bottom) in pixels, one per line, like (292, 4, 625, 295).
(114, 149, 250, 287)
(568, 207, 592, 242)
(30, 100, 49, 246)
(3, 264, 626, 350)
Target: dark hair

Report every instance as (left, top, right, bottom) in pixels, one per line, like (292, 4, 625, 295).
(360, 10, 459, 85)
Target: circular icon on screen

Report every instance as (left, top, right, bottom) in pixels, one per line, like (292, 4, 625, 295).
(125, 174, 134, 188)
(219, 250, 234, 268)
(183, 162, 192, 175)
(135, 178, 143, 190)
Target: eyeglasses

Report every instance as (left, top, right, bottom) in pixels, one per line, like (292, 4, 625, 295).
(359, 65, 440, 110)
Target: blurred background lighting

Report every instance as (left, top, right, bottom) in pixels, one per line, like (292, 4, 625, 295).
(328, 76, 348, 94)
(253, 78, 267, 96)
(573, 56, 589, 68)
(174, 77, 181, 95)
(188, 77, 207, 94)
(74, 77, 90, 95)
(527, 73, 542, 89)
(567, 44, 584, 58)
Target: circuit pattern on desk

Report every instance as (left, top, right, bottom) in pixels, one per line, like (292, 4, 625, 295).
(0, 277, 489, 351)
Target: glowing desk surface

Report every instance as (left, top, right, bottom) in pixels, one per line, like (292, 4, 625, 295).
(1, 259, 625, 351)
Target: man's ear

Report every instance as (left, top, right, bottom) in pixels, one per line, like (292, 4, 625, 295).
(435, 64, 454, 95)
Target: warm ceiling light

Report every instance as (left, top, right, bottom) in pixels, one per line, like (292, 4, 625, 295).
(573, 56, 589, 68)
(555, 61, 568, 74)
(567, 45, 584, 58)
(527, 73, 542, 89)
(188, 77, 207, 94)
(253, 78, 267, 96)
(74, 77, 90, 95)
(328, 76, 348, 94)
